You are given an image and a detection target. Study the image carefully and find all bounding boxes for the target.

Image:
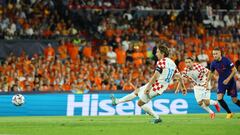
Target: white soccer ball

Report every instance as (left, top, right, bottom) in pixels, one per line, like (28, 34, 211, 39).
(12, 94, 25, 106)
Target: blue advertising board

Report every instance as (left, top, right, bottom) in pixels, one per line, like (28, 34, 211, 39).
(0, 92, 239, 116)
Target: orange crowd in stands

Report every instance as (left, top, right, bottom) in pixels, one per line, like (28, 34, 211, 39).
(0, 34, 239, 93)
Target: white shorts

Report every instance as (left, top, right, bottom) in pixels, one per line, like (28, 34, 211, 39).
(193, 85, 211, 102)
(138, 83, 167, 103)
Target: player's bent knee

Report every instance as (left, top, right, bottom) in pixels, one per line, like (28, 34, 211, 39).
(137, 100, 145, 107)
(217, 97, 223, 101)
(217, 94, 224, 100)
(198, 101, 203, 106)
(133, 89, 139, 96)
(204, 102, 210, 106)
(231, 97, 238, 103)
(133, 92, 138, 96)
(203, 100, 210, 106)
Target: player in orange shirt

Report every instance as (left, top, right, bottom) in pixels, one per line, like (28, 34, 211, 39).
(82, 42, 92, 58)
(132, 47, 144, 67)
(115, 45, 126, 65)
(68, 43, 79, 62)
(57, 39, 68, 61)
(44, 43, 55, 61)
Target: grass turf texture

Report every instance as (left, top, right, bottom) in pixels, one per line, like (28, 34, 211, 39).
(0, 114, 239, 135)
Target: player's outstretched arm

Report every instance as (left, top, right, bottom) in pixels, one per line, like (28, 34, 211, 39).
(179, 78, 187, 95)
(174, 73, 187, 95)
(204, 70, 211, 90)
(175, 82, 180, 94)
(173, 73, 181, 93)
(223, 66, 237, 85)
(206, 71, 214, 87)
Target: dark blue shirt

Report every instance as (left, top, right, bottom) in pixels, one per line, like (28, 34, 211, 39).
(210, 56, 234, 82)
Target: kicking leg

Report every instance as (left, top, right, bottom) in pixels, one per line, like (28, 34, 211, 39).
(111, 89, 139, 105)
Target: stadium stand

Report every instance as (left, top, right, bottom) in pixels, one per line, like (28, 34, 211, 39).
(0, 0, 239, 92)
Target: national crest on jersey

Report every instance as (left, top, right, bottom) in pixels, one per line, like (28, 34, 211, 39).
(152, 58, 178, 93)
(182, 63, 209, 86)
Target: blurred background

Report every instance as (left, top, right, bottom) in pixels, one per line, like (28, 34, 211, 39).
(0, 0, 239, 94)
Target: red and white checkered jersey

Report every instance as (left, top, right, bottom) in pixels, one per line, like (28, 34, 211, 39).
(152, 58, 179, 93)
(181, 63, 209, 86)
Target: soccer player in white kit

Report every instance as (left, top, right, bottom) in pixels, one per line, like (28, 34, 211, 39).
(177, 57, 220, 119)
(111, 45, 185, 124)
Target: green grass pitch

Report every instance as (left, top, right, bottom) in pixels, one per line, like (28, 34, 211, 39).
(0, 114, 239, 135)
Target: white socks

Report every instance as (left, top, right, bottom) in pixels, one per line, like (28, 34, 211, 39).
(201, 103, 214, 114)
(210, 100, 217, 105)
(141, 104, 159, 119)
(116, 92, 137, 104)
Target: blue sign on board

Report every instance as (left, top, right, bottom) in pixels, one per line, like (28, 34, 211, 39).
(0, 93, 239, 116)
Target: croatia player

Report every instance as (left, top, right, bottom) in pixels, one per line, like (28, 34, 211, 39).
(111, 45, 185, 124)
(177, 57, 220, 119)
(207, 47, 240, 119)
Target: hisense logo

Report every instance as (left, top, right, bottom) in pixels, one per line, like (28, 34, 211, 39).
(66, 94, 188, 116)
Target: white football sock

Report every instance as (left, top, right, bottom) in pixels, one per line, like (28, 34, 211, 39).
(210, 100, 217, 105)
(141, 104, 159, 119)
(116, 92, 137, 104)
(201, 103, 214, 114)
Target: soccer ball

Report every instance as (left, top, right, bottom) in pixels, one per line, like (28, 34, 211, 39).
(12, 94, 25, 106)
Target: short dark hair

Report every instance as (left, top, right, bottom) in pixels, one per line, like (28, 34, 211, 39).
(213, 47, 221, 51)
(158, 45, 169, 57)
(213, 47, 222, 55)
